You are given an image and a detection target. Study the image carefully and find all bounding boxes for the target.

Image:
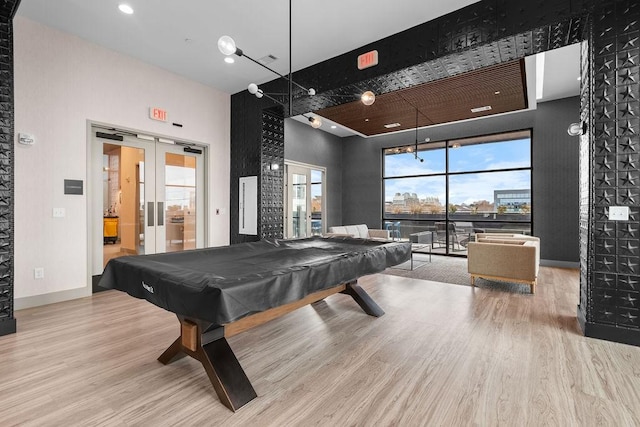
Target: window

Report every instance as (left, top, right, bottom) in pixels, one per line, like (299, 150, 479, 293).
(383, 130, 532, 256)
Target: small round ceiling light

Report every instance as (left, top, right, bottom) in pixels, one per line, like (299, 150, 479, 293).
(361, 91, 376, 106)
(331, 125, 337, 129)
(118, 4, 134, 14)
(224, 57, 235, 64)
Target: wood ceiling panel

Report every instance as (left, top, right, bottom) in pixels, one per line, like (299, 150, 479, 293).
(316, 60, 527, 136)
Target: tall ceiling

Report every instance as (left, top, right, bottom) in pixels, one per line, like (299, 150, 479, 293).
(16, 0, 581, 137)
(16, 0, 482, 94)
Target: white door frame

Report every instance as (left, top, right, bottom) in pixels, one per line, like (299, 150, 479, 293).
(86, 120, 209, 287)
(284, 160, 326, 238)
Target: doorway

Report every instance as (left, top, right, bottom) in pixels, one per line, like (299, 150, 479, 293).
(284, 162, 325, 238)
(90, 126, 206, 288)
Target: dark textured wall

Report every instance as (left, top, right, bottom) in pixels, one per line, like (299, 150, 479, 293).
(260, 110, 285, 240)
(577, 0, 640, 343)
(0, 0, 20, 336)
(230, 93, 284, 244)
(341, 98, 580, 263)
(284, 119, 343, 229)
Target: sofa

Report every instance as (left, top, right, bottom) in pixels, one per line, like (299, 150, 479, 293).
(326, 224, 390, 241)
(467, 234, 540, 293)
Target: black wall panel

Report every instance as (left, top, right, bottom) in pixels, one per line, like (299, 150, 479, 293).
(0, 0, 20, 336)
(578, 0, 640, 344)
(230, 92, 284, 244)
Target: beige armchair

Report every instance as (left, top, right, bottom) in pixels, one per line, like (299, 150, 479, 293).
(326, 224, 390, 241)
(467, 235, 540, 293)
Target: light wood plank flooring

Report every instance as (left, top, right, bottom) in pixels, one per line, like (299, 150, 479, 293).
(2, 267, 640, 426)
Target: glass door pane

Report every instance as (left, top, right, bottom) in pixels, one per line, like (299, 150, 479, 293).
(164, 153, 197, 253)
(291, 172, 308, 238)
(102, 143, 147, 268)
(155, 143, 205, 254)
(311, 169, 323, 236)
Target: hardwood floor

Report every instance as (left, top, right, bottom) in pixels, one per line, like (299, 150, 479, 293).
(2, 267, 640, 426)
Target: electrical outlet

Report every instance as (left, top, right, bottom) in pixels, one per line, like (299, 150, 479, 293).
(609, 206, 629, 221)
(53, 208, 66, 218)
(34, 267, 44, 279)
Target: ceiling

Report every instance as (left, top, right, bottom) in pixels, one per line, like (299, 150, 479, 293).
(316, 60, 527, 137)
(16, 0, 482, 94)
(16, 0, 581, 138)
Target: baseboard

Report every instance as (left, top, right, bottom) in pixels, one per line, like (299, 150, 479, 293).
(576, 305, 640, 347)
(540, 259, 579, 269)
(0, 318, 16, 336)
(15, 286, 92, 311)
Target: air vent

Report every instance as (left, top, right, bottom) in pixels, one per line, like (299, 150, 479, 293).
(384, 122, 401, 129)
(258, 54, 278, 65)
(471, 106, 492, 113)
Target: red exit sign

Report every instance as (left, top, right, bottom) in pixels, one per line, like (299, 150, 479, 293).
(358, 50, 379, 70)
(149, 107, 168, 122)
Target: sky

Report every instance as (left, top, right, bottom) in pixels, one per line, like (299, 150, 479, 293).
(384, 138, 531, 205)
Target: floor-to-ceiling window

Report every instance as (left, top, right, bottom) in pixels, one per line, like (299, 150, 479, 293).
(382, 130, 532, 256)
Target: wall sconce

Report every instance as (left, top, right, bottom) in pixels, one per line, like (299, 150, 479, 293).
(265, 162, 281, 173)
(567, 121, 587, 136)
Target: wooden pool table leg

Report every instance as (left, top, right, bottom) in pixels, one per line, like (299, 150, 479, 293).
(158, 317, 257, 412)
(342, 281, 385, 317)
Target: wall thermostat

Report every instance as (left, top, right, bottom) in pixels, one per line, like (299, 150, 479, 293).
(18, 133, 35, 145)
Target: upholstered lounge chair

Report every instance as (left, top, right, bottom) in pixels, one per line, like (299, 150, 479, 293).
(467, 234, 540, 293)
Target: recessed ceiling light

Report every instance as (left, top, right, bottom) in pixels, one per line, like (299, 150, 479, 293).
(331, 125, 337, 129)
(494, 91, 501, 95)
(118, 4, 134, 14)
(577, 76, 581, 81)
(384, 123, 401, 129)
(365, 118, 370, 122)
(471, 106, 492, 113)
(224, 57, 235, 64)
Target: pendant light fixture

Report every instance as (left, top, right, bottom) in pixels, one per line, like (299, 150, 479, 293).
(217, 0, 375, 128)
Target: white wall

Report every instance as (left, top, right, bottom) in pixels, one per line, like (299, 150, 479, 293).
(13, 16, 230, 303)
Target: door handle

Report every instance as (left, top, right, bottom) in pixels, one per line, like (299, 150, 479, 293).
(147, 202, 154, 227)
(157, 202, 164, 226)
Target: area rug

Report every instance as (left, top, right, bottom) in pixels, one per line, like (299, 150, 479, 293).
(383, 253, 531, 294)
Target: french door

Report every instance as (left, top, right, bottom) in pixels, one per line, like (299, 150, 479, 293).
(284, 162, 325, 238)
(91, 128, 205, 278)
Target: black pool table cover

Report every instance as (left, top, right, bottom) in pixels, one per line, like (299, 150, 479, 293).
(99, 236, 411, 324)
